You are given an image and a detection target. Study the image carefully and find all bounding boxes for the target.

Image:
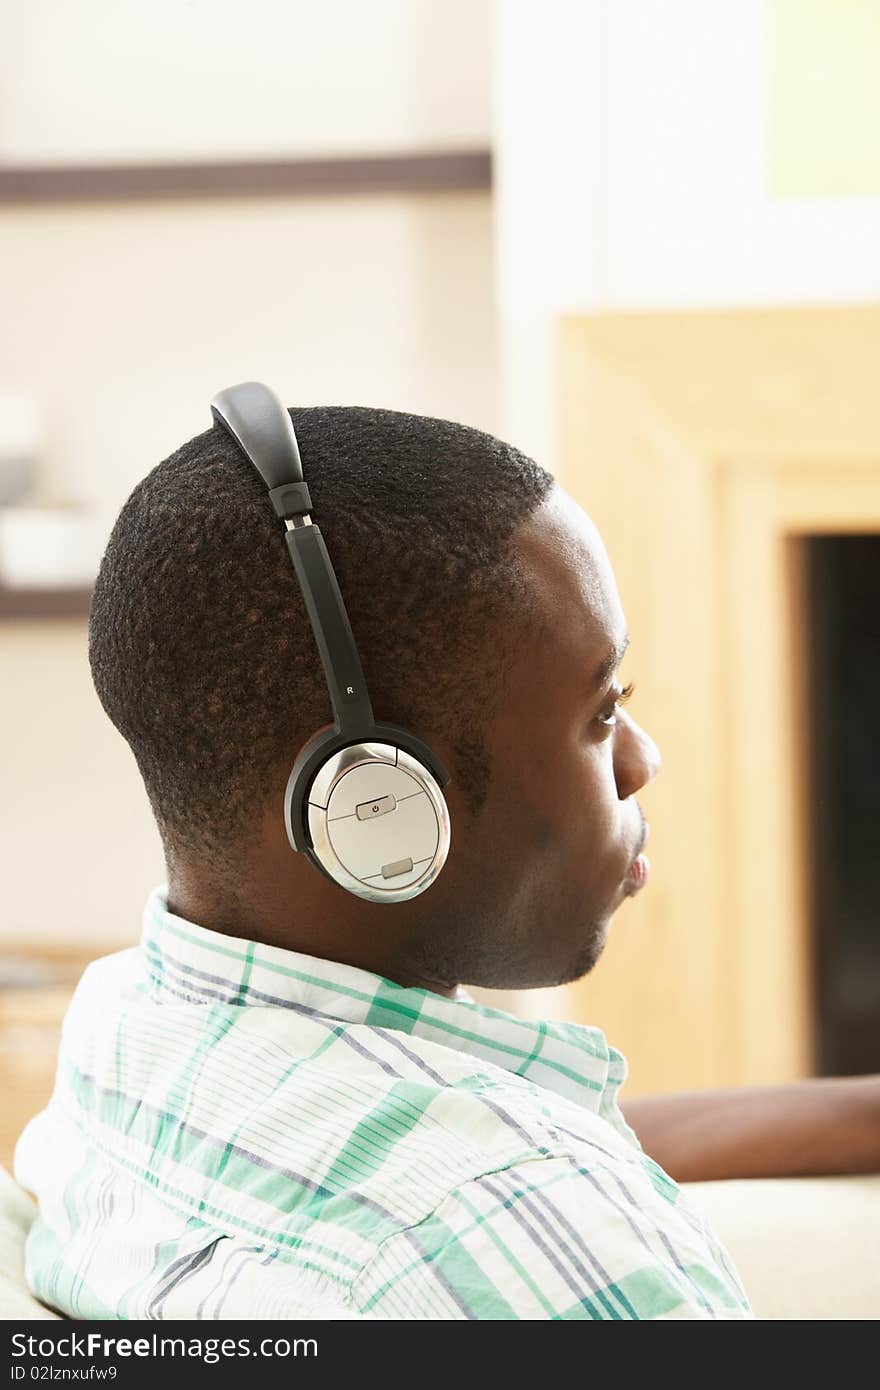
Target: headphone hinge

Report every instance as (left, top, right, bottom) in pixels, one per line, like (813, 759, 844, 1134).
(269, 480, 312, 519)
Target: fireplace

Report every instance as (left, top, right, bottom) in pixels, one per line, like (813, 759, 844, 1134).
(805, 535, 880, 1076)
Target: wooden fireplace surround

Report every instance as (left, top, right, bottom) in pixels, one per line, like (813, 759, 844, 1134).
(558, 305, 880, 1091)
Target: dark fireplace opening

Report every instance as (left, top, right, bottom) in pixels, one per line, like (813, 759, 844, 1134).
(804, 535, 880, 1076)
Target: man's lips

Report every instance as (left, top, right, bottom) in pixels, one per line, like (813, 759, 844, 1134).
(624, 822, 650, 896)
(626, 853, 651, 894)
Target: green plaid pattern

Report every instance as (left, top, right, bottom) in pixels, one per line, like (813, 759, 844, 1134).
(15, 885, 752, 1319)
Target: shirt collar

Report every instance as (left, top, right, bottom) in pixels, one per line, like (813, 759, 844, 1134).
(141, 883, 628, 1119)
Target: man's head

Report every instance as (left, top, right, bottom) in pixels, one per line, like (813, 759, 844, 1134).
(89, 405, 660, 993)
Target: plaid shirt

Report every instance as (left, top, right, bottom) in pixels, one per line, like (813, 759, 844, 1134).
(15, 885, 752, 1320)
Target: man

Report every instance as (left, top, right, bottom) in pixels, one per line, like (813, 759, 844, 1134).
(15, 404, 877, 1320)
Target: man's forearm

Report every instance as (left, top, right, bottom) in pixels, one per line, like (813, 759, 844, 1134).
(620, 1075, 880, 1183)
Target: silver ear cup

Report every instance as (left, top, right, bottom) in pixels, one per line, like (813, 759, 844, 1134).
(304, 742, 451, 903)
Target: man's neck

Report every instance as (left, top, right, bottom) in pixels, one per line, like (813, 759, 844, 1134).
(164, 874, 459, 999)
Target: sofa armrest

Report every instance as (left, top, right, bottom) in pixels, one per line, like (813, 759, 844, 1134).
(0, 1165, 60, 1320)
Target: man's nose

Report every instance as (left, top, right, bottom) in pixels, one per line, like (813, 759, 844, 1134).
(615, 713, 662, 799)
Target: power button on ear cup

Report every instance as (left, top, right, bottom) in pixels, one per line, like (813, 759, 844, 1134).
(356, 794, 396, 820)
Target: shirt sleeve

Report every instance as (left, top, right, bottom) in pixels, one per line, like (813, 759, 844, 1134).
(352, 1154, 754, 1320)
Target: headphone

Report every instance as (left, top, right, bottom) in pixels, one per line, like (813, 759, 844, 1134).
(210, 381, 452, 903)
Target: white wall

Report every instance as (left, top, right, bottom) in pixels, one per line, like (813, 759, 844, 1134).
(1, 0, 491, 162)
(0, 192, 497, 516)
(1, 623, 163, 946)
(493, 0, 880, 463)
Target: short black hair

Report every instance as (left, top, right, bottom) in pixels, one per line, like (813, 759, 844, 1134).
(88, 406, 555, 876)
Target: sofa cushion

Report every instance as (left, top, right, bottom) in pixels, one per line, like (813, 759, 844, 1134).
(681, 1174, 880, 1321)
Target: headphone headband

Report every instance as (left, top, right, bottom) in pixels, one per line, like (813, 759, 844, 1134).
(211, 382, 374, 736)
(210, 381, 303, 492)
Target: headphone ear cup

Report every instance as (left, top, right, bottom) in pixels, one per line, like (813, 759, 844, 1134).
(292, 742, 450, 903)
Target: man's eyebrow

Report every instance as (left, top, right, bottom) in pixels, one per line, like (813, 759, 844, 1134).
(591, 634, 630, 690)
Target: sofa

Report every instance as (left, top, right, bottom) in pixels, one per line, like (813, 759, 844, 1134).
(2, 1164, 877, 1320)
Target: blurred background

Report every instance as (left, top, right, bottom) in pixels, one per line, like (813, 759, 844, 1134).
(1, 0, 879, 1169)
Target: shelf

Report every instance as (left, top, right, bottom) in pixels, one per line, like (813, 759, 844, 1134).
(0, 586, 92, 620)
(0, 151, 492, 205)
